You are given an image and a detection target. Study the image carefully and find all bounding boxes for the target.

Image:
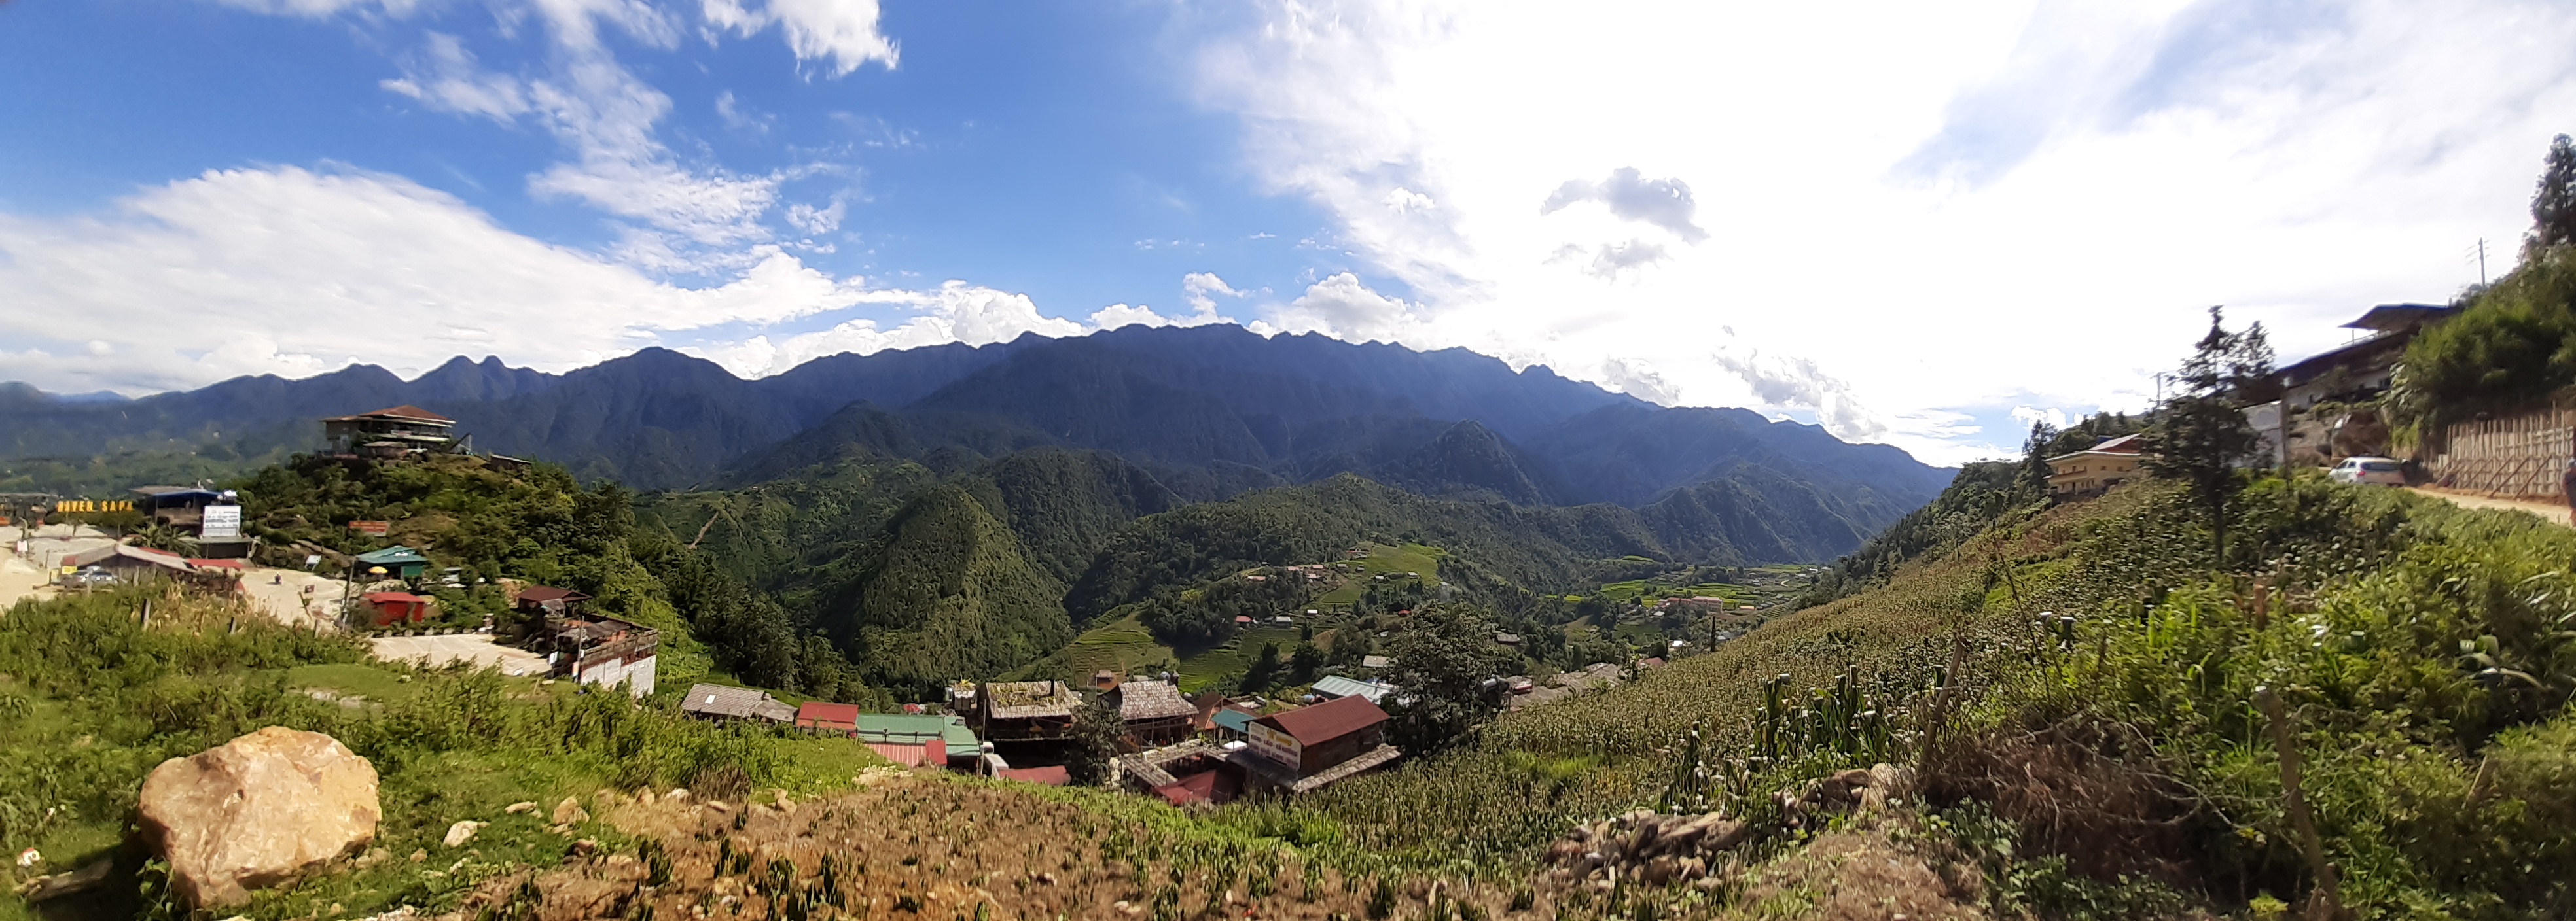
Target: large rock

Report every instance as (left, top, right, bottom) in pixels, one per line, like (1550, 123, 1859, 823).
(137, 727, 381, 908)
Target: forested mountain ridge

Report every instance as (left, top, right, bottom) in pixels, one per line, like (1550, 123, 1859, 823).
(1, 326, 1944, 525)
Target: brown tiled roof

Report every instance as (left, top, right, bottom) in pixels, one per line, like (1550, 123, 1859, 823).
(519, 585, 590, 604)
(1255, 695, 1389, 746)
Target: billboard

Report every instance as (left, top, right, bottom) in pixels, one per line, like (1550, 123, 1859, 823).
(201, 504, 243, 540)
(347, 520, 390, 536)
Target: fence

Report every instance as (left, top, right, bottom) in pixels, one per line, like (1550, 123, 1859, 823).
(2428, 406, 2576, 500)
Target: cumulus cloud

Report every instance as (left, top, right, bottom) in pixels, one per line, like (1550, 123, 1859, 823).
(1540, 167, 1708, 243)
(784, 197, 846, 235)
(1709, 349, 1886, 440)
(1090, 273, 1245, 330)
(700, 0, 901, 76)
(698, 281, 1079, 376)
(1190, 0, 2576, 464)
(2009, 406, 2072, 431)
(1598, 357, 1679, 406)
(0, 166, 865, 394)
(1261, 273, 1427, 343)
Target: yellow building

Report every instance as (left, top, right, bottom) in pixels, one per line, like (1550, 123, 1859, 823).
(2045, 434, 2143, 497)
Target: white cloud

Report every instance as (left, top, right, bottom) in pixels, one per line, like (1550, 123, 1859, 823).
(785, 196, 846, 235)
(0, 166, 863, 394)
(701, 0, 900, 76)
(380, 33, 531, 122)
(1540, 167, 1708, 243)
(2010, 406, 2073, 431)
(697, 281, 1079, 376)
(1190, 0, 2576, 459)
(1181, 271, 1247, 313)
(1262, 273, 1427, 343)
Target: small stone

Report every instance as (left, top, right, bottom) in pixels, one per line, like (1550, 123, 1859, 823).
(1035, 872, 1058, 886)
(442, 820, 484, 848)
(503, 802, 539, 815)
(408, 850, 427, 864)
(14, 848, 38, 869)
(571, 839, 599, 857)
(635, 789, 656, 805)
(552, 797, 589, 825)
(353, 848, 390, 869)
(666, 788, 690, 801)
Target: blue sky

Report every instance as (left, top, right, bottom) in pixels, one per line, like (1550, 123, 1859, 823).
(3, 0, 2569, 465)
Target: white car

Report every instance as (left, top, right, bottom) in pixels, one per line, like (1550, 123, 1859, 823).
(2329, 456, 2405, 486)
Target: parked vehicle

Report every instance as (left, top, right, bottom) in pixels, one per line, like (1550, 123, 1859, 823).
(2329, 456, 2405, 486)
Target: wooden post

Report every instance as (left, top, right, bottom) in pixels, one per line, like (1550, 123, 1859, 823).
(2255, 686, 2341, 920)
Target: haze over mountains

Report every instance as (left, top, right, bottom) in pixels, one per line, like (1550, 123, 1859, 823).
(0, 325, 1947, 562)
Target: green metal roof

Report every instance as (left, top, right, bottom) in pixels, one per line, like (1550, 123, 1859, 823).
(851, 713, 979, 750)
(354, 546, 429, 565)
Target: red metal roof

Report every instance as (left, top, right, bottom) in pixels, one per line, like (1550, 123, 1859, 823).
(996, 765, 1069, 786)
(188, 559, 245, 570)
(1255, 694, 1389, 746)
(363, 591, 427, 604)
(797, 701, 861, 729)
(362, 404, 454, 423)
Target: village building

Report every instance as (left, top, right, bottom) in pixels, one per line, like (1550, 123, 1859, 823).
(1111, 679, 1196, 748)
(539, 613, 658, 696)
(2043, 434, 2144, 498)
(796, 701, 862, 735)
(1117, 740, 1240, 805)
(323, 405, 465, 459)
(851, 714, 982, 769)
(361, 591, 433, 626)
(681, 684, 796, 724)
(129, 487, 221, 531)
(971, 680, 1081, 743)
(1308, 674, 1395, 705)
(514, 585, 591, 617)
(353, 545, 432, 580)
(1230, 695, 1402, 794)
(58, 544, 221, 589)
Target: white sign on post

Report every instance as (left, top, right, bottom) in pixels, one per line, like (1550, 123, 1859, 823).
(200, 505, 243, 540)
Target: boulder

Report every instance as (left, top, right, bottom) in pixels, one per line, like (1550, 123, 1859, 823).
(552, 797, 590, 825)
(137, 727, 381, 909)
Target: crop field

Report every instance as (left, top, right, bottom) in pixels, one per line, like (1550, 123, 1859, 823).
(1311, 542, 1442, 608)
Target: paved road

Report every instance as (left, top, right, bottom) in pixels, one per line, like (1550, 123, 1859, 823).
(2408, 487, 2573, 527)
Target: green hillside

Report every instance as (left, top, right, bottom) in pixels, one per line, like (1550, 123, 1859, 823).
(798, 484, 1075, 697)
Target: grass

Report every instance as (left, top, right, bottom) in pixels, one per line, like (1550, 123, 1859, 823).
(0, 588, 890, 921)
(1312, 542, 1443, 608)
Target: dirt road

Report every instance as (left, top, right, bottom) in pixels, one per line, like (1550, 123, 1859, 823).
(238, 566, 348, 629)
(2408, 487, 2573, 527)
(370, 633, 550, 676)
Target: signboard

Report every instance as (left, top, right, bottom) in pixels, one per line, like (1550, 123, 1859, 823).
(305, 554, 323, 569)
(51, 500, 134, 513)
(201, 505, 243, 540)
(1246, 720, 1301, 769)
(347, 520, 390, 536)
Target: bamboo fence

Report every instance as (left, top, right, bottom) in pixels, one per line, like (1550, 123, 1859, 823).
(2428, 406, 2576, 500)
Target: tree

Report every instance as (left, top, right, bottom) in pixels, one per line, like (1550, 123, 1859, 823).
(1064, 697, 1122, 786)
(2143, 307, 2275, 561)
(1289, 642, 1324, 683)
(1240, 641, 1282, 692)
(1380, 605, 1518, 754)
(2531, 133, 2576, 256)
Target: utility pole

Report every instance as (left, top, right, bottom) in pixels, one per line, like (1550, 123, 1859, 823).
(2477, 237, 2490, 285)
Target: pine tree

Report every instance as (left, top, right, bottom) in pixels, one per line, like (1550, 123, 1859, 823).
(2143, 307, 2276, 562)
(2530, 133, 2576, 255)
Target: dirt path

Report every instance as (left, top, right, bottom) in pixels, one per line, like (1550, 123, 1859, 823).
(238, 566, 348, 629)
(2408, 487, 2573, 527)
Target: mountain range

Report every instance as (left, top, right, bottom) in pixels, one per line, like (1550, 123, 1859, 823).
(0, 324, 1948, 563)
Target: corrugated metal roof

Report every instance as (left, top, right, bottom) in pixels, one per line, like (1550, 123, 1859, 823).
(1309, 676, 1393, 704)
(796, 701, 861, 729)
(1211, 710, 1254, 732)
(1256, 695, 1389, 746)
(681, 684, 795, 721)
